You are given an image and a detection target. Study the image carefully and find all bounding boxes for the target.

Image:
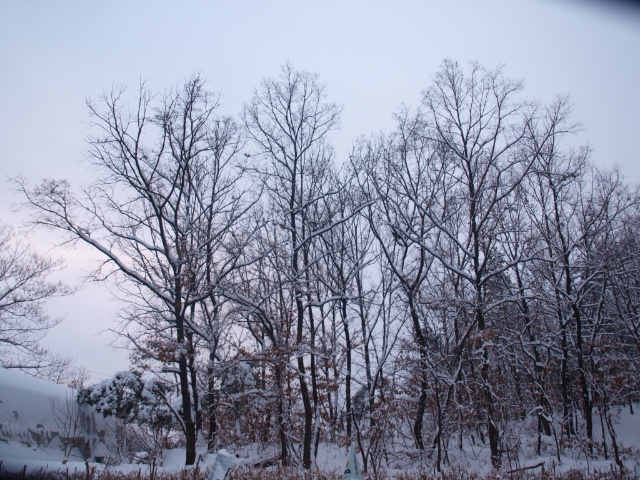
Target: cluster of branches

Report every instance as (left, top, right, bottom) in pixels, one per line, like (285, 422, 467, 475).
(15, 60, 640, 472)
(0, 219, 85, 385)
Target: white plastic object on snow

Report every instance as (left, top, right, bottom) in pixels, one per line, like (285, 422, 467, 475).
(343, 444, 362, 480)
(207, 449, 233, 480)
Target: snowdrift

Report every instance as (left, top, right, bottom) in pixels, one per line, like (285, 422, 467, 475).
(0, 368, 111, 467)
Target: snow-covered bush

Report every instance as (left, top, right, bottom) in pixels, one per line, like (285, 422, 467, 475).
(210, 360, 259, 446)
(78, 371, 175, 465)
(80, 372, 172, 427)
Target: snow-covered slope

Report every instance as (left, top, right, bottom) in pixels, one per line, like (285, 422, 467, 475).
(0, 368, 111, 468)
(1, 368, 639, 476)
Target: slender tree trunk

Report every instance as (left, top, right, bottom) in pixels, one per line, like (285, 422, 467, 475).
(207, 347, 218, 452)
(295, 294, 313, 469)
(342, 298, 352, 441)
(187, 332, 201, 436)
(305, 258, 320, 459)
(356, 268, 374, 416)
(408, 293, 427, 451)
(482, 356, 500, 469)
(207, 372, 217, 451)
(275, 362, 288, 466)
(435, 379, 443, 472)
(476, 305, 500, 467)
(604, 407, 624, 476)
(560, 322, 574, 438)
(573, 302, 593, 445)
(176, 316, 197, 465)
(516, 270, 551, 455)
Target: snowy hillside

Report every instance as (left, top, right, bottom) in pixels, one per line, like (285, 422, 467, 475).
(0, 368, 111, 471)
(1, 367, 640, 478)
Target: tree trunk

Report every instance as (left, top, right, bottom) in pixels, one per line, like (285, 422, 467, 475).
(573, 303, 593, 445)
(483, 357, 500, 469)
(176, 305, 196, 465)
(408, 293, 427, 451)
(178, 350, 197, 465)
(207, 356, 217, 452)
(275, 362, 288, 466)
(187, 332, 201, 436)
(342, 298, 352, 441)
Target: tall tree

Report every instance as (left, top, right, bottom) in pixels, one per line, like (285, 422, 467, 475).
(243, 63, 341, 469)
(17, 76, 247, 465)
(353, 124, 437, 453)
(357, 60, 546, 467)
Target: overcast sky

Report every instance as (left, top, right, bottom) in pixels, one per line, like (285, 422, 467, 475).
(1, 0, 639, 380)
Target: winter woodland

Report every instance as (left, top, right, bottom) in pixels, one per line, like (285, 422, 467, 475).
(5, 60, 640, 475)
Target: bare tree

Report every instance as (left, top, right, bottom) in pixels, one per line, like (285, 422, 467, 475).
(0, 219, 73, 374)
(16, 75, 248, 465)
(412, 60, 543, 468)
(528, 139, 638, 446)
(353, 125, 437, 455)
(355, 60, 548, 468)
(51, 392, 86, 459)
(243, 63, 342, 469)
(11, 59, 640, 473)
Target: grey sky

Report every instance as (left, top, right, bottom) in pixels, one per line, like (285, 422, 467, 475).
(1, 0, 639, 379)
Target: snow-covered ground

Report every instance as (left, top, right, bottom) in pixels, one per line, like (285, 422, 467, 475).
(0, 367, 112, 474)
(1, 367, 639, 477)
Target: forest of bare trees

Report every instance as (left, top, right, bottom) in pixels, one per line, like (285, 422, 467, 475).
(12, 60, 640, 473)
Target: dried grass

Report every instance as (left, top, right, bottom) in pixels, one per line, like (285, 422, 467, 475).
(0, 465, 633, 480)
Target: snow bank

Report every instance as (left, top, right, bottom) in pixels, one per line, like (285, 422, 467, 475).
(0, 367, 111, 470)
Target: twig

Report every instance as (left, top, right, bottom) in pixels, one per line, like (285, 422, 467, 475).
(507, 460, 545, 474)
